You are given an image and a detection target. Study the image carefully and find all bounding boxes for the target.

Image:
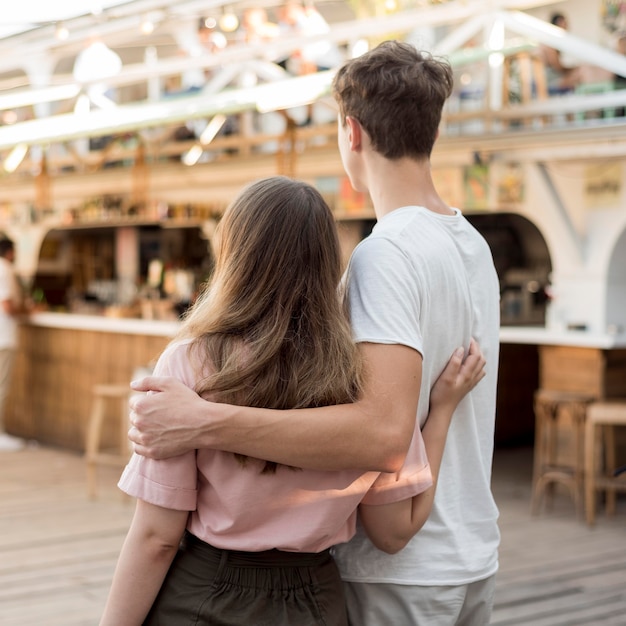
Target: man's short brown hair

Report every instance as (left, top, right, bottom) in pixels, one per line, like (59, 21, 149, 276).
(332, 40, 453, 160)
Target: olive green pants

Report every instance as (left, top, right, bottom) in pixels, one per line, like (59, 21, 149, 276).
(144, 531, 348, 626)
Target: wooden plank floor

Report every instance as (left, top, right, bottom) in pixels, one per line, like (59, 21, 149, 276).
(490, 447, 626, 626)
(0, 444, 624, 625)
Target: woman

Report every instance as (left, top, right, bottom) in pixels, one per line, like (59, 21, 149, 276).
(100, 176, 484, 625)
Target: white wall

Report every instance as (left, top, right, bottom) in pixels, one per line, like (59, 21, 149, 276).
(527, 0, 606, 47)
(502, 159, 626, 335)
(526, 0, 626, 63)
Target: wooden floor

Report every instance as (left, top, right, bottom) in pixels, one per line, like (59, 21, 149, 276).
(0, 444, 624, 625)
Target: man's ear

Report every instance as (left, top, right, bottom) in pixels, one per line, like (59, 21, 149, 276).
(345, 116, 362, 151)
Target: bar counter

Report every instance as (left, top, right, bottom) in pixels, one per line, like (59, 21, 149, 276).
(499, 326, 626, 350)
(6, 314, 626, 451)
(497, 326, 626, 445)
(6, 313, 177, 451)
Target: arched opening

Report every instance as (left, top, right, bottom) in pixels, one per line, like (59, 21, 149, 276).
(467, 213, 552, 326)
(466, 213, 552, 446)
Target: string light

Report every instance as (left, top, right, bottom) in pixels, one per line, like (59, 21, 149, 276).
(140, 10, 165, 36)
(140, 17, 155, 35)
(219, 8, 239, 33)
(55, 22, 69, 41)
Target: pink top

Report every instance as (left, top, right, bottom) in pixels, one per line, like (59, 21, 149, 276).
(119, 339, 433, 553)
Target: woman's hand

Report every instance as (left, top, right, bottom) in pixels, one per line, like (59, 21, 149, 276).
(429, 338, 486, 413)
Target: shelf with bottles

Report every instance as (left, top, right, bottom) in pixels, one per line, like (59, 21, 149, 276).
(56, 221, 212, 319)
(0, 195, 228, 231)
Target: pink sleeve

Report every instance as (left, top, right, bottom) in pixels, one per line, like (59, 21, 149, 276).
(117, 340, 200, 511)
(360, 427, 433, 506)
(118, 451, 198, 510)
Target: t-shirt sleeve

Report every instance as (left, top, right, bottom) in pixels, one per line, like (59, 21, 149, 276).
(117, 341, 199, 511)
(346, 236, 424, 356)
(360, 425, 433, 505)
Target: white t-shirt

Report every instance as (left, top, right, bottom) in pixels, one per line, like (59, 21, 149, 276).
(0, 257, 19, 350)
(332, 206, 501, 586)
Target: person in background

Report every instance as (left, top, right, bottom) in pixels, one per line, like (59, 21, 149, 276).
(100, 176, 486, 625)
(613, 33, 626, 117)
(0, 238, 27, 452)
(239, 7, 279, 45)
(542, 12, 581, 94)
(278, 1, 343, 125)
(129, 40, 501, 625)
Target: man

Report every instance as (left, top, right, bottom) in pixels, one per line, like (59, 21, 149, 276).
(0, 238, 26, 452)
(541, 12, 580, 95)
(130, 41, 501, 625)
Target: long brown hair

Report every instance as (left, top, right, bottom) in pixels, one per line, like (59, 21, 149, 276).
(177, 176, 362, 470)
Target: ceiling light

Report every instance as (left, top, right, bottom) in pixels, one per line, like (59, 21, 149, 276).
(182, 144, 203, 166)
(140, 16, 155, 35)
(73, 41, 122, 84)
(199, 114, 227, 145)
(3, 143, 28, 173)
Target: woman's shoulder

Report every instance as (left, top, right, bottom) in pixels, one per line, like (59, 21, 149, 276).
(155, 337, 201, 385)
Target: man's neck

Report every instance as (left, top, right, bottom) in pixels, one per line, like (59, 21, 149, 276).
(365, 155, 453, 221)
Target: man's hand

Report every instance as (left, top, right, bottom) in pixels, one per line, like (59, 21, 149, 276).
(129, 376, 209, 459)
(127, 341, 421, 472)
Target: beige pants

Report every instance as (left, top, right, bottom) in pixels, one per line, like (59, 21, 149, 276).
(344, 574, 497, 626)
(0, 348, 16, 432)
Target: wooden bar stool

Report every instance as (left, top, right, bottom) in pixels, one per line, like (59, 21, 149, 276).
(584, 400, 626, 527)
(84, 383, 132, 499)
(531, 389, 595, 516)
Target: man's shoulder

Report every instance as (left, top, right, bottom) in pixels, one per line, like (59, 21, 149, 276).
(349, 232, 408, 274)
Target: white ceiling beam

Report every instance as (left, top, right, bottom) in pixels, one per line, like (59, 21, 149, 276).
(0, 70, 334, 150)
(0, 0, 562, 111)
(497, 10, 626, 77)
(0, 0, 559, 68)
(434, 14, 491, 56)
